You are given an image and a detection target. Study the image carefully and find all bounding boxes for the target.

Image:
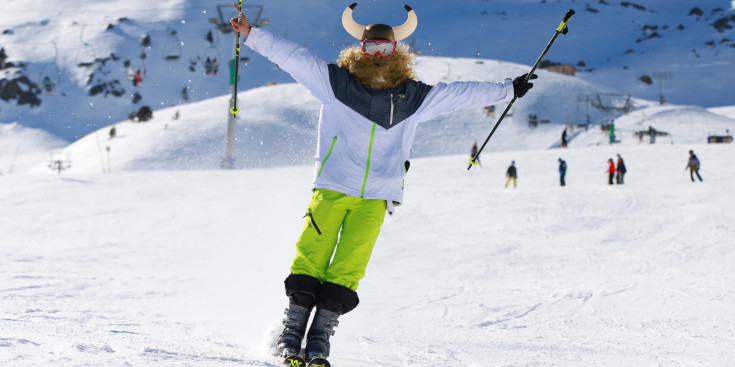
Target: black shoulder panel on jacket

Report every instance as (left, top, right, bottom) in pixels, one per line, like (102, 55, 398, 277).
(327, 64, 433, 130)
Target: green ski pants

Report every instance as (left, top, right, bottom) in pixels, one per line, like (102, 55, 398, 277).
(291, 189, 386, 291)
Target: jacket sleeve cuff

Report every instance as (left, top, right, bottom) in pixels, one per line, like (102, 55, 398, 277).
(243, 26, 263, 47)
(503, 78, 514, 102)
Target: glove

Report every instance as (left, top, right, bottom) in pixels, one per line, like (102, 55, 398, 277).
(512, 73, 538, 99)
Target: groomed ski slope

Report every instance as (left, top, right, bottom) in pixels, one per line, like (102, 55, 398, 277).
(2, 142, 734, 366)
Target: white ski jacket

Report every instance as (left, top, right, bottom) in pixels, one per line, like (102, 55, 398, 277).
(244, 28, 513, 207)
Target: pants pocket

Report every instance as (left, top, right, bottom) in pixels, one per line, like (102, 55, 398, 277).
(303, 212, 322, 235)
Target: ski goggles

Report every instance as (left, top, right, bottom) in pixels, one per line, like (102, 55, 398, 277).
(361, 39, 397, 57)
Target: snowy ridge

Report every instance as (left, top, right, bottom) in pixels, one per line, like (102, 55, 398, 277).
(4, 53, 731, 175)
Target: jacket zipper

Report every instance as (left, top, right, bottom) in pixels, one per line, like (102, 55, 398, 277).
(360, 123, 377, 198)
(389, 93, 394, 125)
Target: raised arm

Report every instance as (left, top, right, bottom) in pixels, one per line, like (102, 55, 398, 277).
(413, 79, 514, 122)
(412, 73, 537, 123)
(230, 5, 334, 104)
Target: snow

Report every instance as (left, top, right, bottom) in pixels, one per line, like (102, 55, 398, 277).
(2, 1, 735, 366)
(1, 0, 734, 140)
(709, 105, 735, 120)
(0, 122, 66, 175)
(2, 142, 735, 366)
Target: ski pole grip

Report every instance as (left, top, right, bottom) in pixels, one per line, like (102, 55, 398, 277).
(563, 9, 575, 22)
(557, 9, 575, 32)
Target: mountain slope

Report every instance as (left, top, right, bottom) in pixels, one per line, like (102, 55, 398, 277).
(1, 0, 733, 141)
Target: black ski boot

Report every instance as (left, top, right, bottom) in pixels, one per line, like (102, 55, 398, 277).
(277, 304, 312, 357)
(304, 308, 340, 360)
(304, 282, 359, 362)
(277, 274, 321, 358)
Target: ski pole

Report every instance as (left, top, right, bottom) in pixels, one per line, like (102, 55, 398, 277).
(230, 0, 244, 116)
(468, 9, 575, 170)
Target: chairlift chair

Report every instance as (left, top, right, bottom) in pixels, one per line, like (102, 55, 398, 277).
(37, 42, 61, 90)
(75, 25, 97, 67)
(163, 25, 183, 61)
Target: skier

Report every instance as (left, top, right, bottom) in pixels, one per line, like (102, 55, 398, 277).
(470, 142, 481, 167)
(558, 158, 567, 187)
(561, 127, 567, 148)
(607, 158, 615, 185)
(483, 105, 495, 118)
(42, 75, 54, 94)
(230, 3, 536, 365)
(528, 113, 538, 128)
(135, 70, 143, 86)
(211, 58, 219, 76)
(0, 47, 7, 70)
(204, 57, 213, 75)
(130, 69, 143, 87)
(504, 161, 518, 188)
(686, 150, 703, 182)
(616, 154, 626, 184)
(126, 67, 136, 85)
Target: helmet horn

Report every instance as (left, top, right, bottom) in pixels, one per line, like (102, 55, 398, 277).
(342, 3, 365, 40)
(342, 3, 418, 42)
(392, 5, 417, 42)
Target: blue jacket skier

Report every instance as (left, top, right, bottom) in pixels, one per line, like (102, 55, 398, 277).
(558, 158, 567, 186)
(231, 3, 536, 363)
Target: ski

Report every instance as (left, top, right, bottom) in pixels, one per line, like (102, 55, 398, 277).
(283, 354, 307, 367)
(307, 357, 331, 367)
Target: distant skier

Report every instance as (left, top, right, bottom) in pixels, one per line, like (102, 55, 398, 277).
(686, 150, 703, 182)
(483, 105, 495, 118)
(607, 158, 615, 185)
(211, 58, 219, 76)
(470, 142, 481, 167)
(231, 3, 536, 364)
(127, 67, 136, 84)
(648, 126, 657, 144)
(130, 69, 143, 87)
(109, 126, 116, 140)
(561, 127, 567, 148)
(0, 47, 7, 69)
(528, 113, 538, 128)
(42, 75, 54, 94)
(505, 161, 518, 189)
(558, 158, 567, 187)
(615, 154, 626, 184)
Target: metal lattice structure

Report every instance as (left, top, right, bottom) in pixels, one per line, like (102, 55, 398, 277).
(591, 93, 634, 114)
(591, 93, 633, 144)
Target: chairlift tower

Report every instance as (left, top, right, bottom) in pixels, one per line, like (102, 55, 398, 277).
(222, 4, 269, 169)
(576, 94, 593, 127)
(591, 93, 633, 144)
(652, 71, 671, 105)
(48, 154, 71, 174)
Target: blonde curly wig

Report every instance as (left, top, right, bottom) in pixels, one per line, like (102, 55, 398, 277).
(336, 43, 417, 90)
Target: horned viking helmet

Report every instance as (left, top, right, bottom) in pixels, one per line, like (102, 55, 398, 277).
(341, 3, 418, 42)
